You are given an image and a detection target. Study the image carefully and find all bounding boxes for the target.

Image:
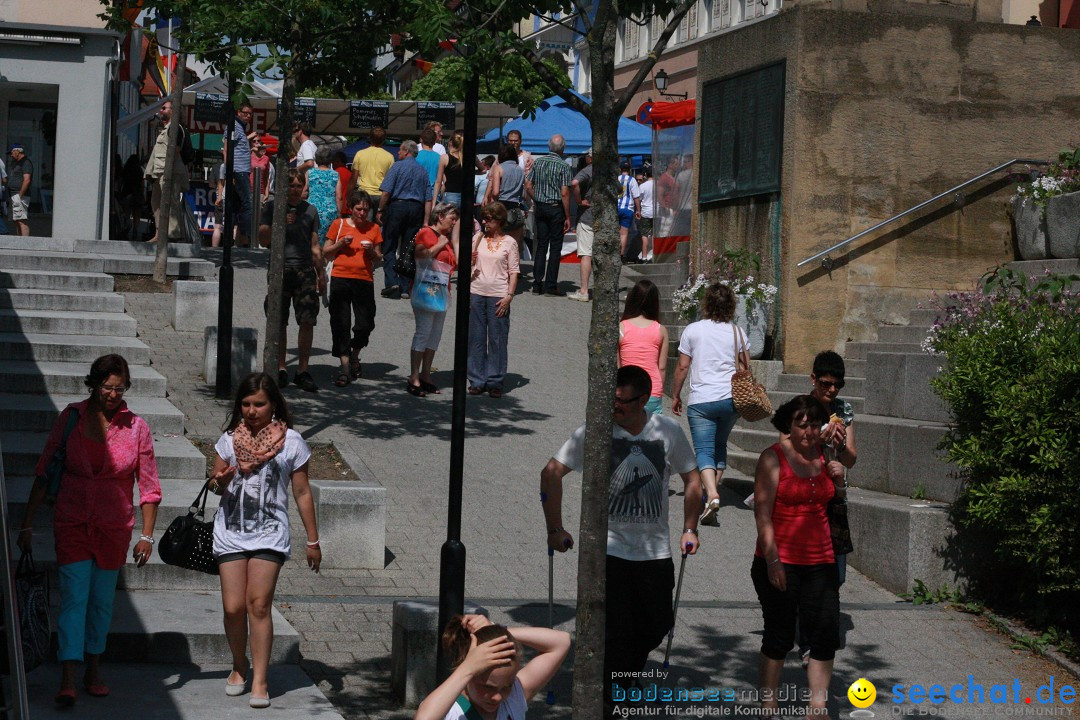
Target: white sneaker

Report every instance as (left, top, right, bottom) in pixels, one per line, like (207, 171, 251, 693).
(567, 291, 590, 302)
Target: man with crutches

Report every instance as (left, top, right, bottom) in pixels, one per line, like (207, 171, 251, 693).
(540, 365, 702, 719)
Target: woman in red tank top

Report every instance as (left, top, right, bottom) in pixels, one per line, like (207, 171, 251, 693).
(752, 395, 846, 718)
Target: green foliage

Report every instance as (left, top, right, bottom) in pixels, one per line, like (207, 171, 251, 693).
(910, 482, 927, 501)
(924, 267, 1080, 622)
(901, 580, 965, 606)
(402, 55, 571, 114)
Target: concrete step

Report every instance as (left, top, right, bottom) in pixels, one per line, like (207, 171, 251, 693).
(850, 413, 956, 501)
(0, 308, 137, 337)
(727, 426, 777, 455)
(844, 341, 923, 361)
(2, 430, 203, 479)
(774, 373, 866, 396)
(0, 249, 215, 278)
(91, 591, 298, 664)
(907, 307, 942, 326)
(0, 332, 150, 364)
(0, 268, 115, 292)
(0, 361, 165, 396)
(0, 393, 184, 434)
(0, 235, 198, 257)
(0, 287, 125, 312)
(25, 663, 344, 719)
(876, 324, 932, 344)
(718, 472, 960, 596)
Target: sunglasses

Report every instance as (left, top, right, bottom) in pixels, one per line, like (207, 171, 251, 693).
(613, 393, 645, 405)
(816, 378, 845, 390)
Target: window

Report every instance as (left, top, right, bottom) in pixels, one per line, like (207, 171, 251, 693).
(620, 16, 641, 60)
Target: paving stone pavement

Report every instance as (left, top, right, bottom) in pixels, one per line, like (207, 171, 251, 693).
(123, 251, 1064, 719)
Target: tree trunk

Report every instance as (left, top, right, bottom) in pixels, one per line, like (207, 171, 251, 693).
(155, 55, 185, 284)
(262, 64, 296, 376)
(571, 17, 622, 720)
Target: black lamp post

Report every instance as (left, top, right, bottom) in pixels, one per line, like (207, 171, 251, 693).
(654, 68, 688, 100)
(215, 72, 236, 399)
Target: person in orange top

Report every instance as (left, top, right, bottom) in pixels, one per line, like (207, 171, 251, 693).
(323, 190, 382, 387)
(407, 202, 459, 397)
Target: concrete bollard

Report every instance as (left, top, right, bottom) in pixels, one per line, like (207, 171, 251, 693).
(391, 600, 489, 707)
(173, 280, 219, 332)
(203, 326, 258, 388)
(307, 480, 387, 569)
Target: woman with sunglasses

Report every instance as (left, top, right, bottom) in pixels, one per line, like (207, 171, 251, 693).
(18, 354, 161, 706)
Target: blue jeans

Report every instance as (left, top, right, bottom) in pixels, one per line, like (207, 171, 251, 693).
(468, 295, 510, 390)
(381, 200, 424, 290)
(58, 559, 119, 661)
(686, 398, 739, 471)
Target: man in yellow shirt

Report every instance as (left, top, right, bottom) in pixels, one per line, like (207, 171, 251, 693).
(350, 126, 395, 203)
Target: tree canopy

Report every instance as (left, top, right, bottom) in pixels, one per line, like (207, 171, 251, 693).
(402, 55, 571, 114)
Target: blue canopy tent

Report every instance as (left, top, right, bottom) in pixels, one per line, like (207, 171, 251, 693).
(478, 94, 652, 155)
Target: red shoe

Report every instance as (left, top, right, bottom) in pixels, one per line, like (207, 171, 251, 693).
(55, 688, 77, 706)
(84, 683, 110, 698)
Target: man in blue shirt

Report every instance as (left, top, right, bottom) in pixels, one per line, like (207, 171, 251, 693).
(376, 140, 430, 299)
(223, 103, 257, 246)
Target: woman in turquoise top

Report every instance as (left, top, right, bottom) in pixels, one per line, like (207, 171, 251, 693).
(306, 147, 342, 244)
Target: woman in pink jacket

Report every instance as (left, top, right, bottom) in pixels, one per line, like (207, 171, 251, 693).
(19, 354, 161, 706)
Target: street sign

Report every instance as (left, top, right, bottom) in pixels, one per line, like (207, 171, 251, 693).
(194, 92, 229, 124)
(349, 100, 390, 129)
(417, 101, 456, 131)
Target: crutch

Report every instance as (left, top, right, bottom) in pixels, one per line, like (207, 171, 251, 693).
(546, 546, 557, 704)
(662, 543, 692, 669)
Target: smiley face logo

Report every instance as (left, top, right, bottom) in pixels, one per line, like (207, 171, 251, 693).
(848, 678, 876, 708)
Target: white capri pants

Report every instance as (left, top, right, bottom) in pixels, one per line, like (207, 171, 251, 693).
(412, 309, 447, 352)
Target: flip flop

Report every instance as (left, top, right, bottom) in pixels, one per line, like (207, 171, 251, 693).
(419, 380, 440, 394)
(334, 371, 351, 387)
(84, 683, 110, 698)
(406, 382, 427, 397)
(55, 688, 76, 706)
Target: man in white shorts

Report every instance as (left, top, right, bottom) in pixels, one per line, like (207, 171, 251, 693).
(7, 143, 33, 236)
(569, 151, 594, 301)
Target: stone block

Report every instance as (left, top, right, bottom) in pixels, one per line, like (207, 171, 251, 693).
(865, 351, 948, 422)
(1045, 191, 1080, 259)
(1012, 196, 1049, 261)
(392, 600, 489, 708)
(308, 480, 386, 569)
(173, 280, 219, 332)
(864, 352, 905, 417)
(203, 327, 258, 389)
(749, 359, 784, 390)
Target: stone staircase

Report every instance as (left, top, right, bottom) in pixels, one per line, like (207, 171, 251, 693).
(0, 237, 341, 717)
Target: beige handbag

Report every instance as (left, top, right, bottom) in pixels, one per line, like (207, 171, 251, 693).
(730, 325, 772, 421)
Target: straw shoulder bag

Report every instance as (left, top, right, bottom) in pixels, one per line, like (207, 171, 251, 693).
(730, 325, 772, 422)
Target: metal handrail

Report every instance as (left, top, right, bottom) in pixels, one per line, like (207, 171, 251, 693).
(797, 158, 1049, 269)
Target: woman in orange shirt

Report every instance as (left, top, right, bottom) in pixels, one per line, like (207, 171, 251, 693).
(323, 190, 382, 387)
(407, 202, 459, 396)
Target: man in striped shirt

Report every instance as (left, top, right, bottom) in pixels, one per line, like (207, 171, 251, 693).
(525, 134, 573, 296)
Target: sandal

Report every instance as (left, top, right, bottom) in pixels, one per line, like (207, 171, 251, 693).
(406, 382, 427, 397)
(488, 388, 503, 398)
(55, 688, 76, 706)
(468, 386, 484, 396)
(349, 358, 363, 380)
(84, 683, 110, 698)
(419, 380, 440, 394)
(334, 371, 351, 387)
(699, 497, 721, 525)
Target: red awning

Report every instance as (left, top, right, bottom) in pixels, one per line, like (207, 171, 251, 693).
(648, 99, 696, 130)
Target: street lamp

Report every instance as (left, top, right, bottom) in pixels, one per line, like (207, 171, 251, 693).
(654, 68, 687, 100)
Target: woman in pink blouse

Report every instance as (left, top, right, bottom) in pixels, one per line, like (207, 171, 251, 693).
(468, 201, 520, 398)
(18, 354, 161, 707)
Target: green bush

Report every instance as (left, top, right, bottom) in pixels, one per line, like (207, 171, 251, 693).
(924, 268, 1080, 627)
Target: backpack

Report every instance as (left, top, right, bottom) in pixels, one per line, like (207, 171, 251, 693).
(178, 125, 196, 165)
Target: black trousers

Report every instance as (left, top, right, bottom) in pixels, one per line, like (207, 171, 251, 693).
(328, 277, 376, 357)
(605, 555, 674, 717)
(751, 556, 839, 662)
(532, 202, 566, 291)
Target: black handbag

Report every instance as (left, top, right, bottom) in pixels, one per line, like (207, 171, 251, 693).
(158, 481, 219, 575)
(15, 551, 52, 672)
(827, 498, 854, 556)
(393, 228, 418, 279)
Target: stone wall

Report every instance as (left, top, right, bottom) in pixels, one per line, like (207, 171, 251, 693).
(696, 7, 1080, 371)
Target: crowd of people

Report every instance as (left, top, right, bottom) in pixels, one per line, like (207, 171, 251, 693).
(19, 303, 857, 717)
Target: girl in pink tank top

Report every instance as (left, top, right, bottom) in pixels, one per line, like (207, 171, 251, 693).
(618, 280, 669, 414)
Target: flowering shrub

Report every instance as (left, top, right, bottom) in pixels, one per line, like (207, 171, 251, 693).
(1015, 147, 1080, 211)
(924, 267, 1080, 625)
(672, 248, 778, 322)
